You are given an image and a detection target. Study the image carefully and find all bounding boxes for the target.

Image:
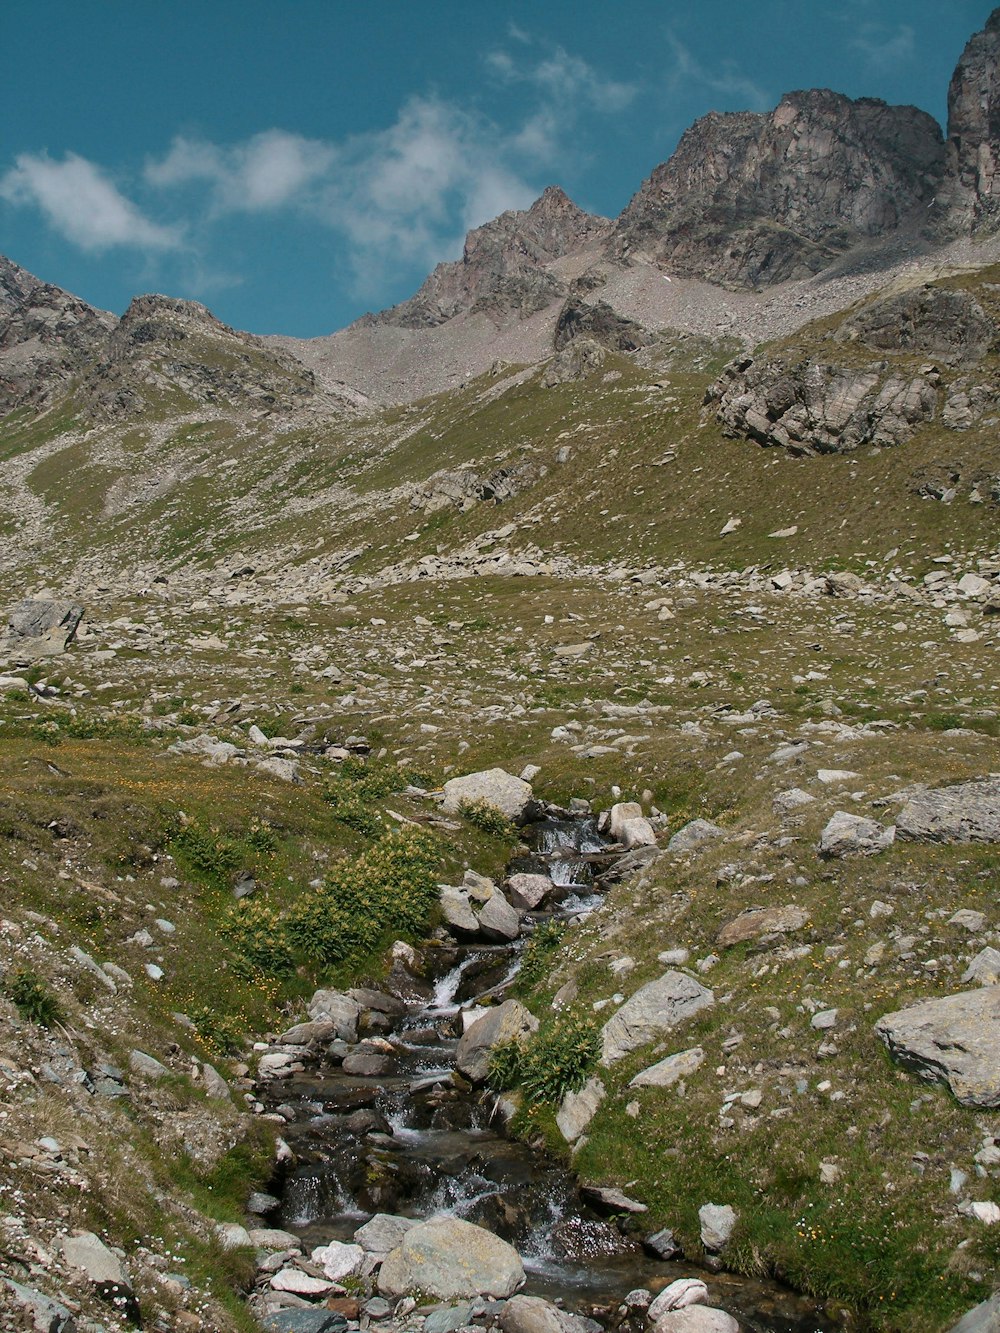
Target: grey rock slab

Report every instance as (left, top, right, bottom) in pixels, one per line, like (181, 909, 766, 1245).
(128, 1049, 170, 1079)
(425, 1305, 473, 1333)
(377, 1216, 525, 1299)
(2, 1278, 76, 1332)
(59, 1230, 124, 1285)
(609, 802, 644, 841)
(440, 887, 480, 935)
(601, 971, 714, 1065)
(667, 820, 725, 855)
(279, 1018, 339, 1046)
(897, 778, 1000, 844)
(819, 811, 895, 857)
(875, 987, 1000, 1106)
(652, 1311, 739, 1333)
(964, 948, 1000, 987)
(948, 1292, 1000, 1332)
(354, 1213, 416, 1254)
(307, 990, 362, 1042)
(477, 892, 521, 941)
(556, 1077, 605, 1142)
(716, 905, 808, 948)
(699, 1203, 738, 1251)
(441, 768, 533, 821)
(630, 1046, 705, 1089)
(262, 1313, 348, 1333)
(201, 1061, 231, 1100)
(581, 1184, 648, 1213)
(455, 999, 539, 1082)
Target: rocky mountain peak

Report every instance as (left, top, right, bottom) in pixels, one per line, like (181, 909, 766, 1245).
(370, 187, 610, 330)
(0, 255, 44, 316)
(610, 89, 945, 287)
(946, 6, 1000, 226)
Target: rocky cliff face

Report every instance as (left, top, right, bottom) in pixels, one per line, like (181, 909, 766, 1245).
(0, 275, 116, 412)
(610, 90, 947, 288)
(0, 255, 44, 316)
(946, 6, 1000, 228)
(371, 186, 611, 329)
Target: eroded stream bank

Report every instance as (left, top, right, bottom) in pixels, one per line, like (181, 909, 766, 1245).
(246, 806, 838, 1333)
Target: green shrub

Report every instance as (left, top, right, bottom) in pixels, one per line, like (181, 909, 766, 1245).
(286, 825, 440, 966)
(488, 1006, 600, 1104)
(221, 900, 295, 977)
(172, 822, 242, 884)
(517, 920, 566, 990)
(457, 798, 515, 839)
(6, 969, 63, 1028)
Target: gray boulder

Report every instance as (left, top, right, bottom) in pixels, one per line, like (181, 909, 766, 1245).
(897, 779, 1000, 844)
(652, 1311, 739, 1333)
(601, 972, 714, 1064)
(500, 1294, 600, 1333)
(59, 1230, 125, 1285)
(307, 989, 361, 1042)
(667, 820, 724, 855)
(477, 892, 522, 941)
(5, 598, 84, 659)
(964, 948, 1000, 987)
(507, 873, 555, 909)
(440, 887, 480, 935)
(354, 1213, 416, 1254)
(819, 811, 895, 857)
(875, 987, 1000, 1106)
(456, 999, 539, 1081)
(2, 1278, 76, 1331)
(948, 1292, 1000, 1332)
(441, 768, 533, 820)
(556, 1077, 605, 1142)
(699, 1203, 738, 1251)
(377, 1217, 525, 1299)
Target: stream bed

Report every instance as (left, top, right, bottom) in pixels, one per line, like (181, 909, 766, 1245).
(262, 811, 839, 1332)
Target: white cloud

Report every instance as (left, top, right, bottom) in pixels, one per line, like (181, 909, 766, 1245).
(146, 129, 334, 212)
(0, 151, 180, 252)
(487, 43, 637, 115)
(317, 97, 537, 294)
(849, 22, 915, 71)
(663, 34, 771, 113)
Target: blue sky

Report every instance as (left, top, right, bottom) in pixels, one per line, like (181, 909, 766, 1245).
(1, 1, 995, 336)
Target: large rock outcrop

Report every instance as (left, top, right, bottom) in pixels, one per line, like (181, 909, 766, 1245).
(610, 90, 947, 287)
(377, 1217, 525, 1299)
(876, 988, 1000, 1107)
(946, 8, 1000, 228)
(0, 277, 116, 412)
(707, 354, 940, 454)
(371, 187, 611, 329)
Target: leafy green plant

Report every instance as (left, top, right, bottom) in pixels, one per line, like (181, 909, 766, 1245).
(457, 798, 515, 839)
(517, 920, 566, 990)
(6, 969, 63, 1028)
(172, 821, 242, 884)
(286, 825, 440, 966)
(488, 1006, 600, 1104)
(221, 900, 295, 978)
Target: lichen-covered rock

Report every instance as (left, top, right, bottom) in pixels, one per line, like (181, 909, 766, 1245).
(876, 988, 1000, 1106)
(897, 778, 1000, 844)
(601, 972, 714, 1064)
(455, 999, 539, 1081)
(377, 1217, 525, 1299)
